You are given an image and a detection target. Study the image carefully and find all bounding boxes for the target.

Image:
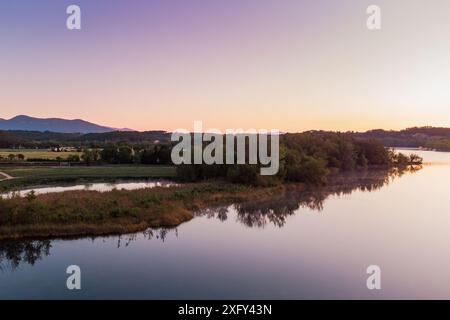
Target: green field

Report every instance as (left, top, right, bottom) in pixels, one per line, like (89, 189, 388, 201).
(0, 165, 177, 190)
(0, 149, 82, 160)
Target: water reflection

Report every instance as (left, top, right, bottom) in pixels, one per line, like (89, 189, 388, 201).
(197, 167, 422, 228)
(0, 167, 422, 272)
(115, 228, 177, 248)
(1, 180, 177, 199)
(0, 240, 51, 272)
(0, 228, 175, 272)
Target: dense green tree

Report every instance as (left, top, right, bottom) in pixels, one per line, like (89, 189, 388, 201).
(117, 146, 133, 164)
(283, 149, 328, 185)
(226, 165, 260, 185)
(81, 149, 100, 166)
(100, 145, 119, 164)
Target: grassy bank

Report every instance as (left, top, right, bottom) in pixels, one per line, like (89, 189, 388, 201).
(0, 182, 285, 240)
(0, 165, 177, 191)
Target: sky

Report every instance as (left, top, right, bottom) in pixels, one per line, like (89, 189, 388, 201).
(1, 0, 450, 132)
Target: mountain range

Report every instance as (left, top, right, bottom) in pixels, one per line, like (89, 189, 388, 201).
(0, 115, 134, 133)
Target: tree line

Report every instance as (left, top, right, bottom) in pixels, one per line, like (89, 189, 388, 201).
(174, 132, 423, 186)
(76, 132, 422, 186)
(2, 132, 423, 187)
(2, 127, 450, 151)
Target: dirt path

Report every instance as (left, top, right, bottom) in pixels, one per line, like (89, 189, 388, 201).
(0, 171, 14, 181)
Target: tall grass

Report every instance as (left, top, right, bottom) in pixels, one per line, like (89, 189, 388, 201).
(0, 183, 281, 240)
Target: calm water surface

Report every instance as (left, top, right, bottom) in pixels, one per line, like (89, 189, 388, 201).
(0, 149, 450, 299)
(0, 180, 176, 199)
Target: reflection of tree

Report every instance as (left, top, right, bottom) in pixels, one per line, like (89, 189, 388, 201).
(116, 228, 176, 248)
(0, 228, 177, 272)
(196, 167, 421, 228)
(0, 240, 51, 272)
(0, 167, 422, 269)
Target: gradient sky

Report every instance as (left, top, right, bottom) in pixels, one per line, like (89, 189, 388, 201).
(1, 0, 450, 132)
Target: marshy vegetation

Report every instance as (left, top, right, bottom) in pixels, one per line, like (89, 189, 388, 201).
(0, 132, 423, 241)
(0, 164, 422, 241)
(0, 183, 284, 240)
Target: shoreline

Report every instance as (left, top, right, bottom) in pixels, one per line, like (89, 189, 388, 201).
(0, 164, 422, 242)
(0, 165, 177, 192)
(0, 182, 288, 241)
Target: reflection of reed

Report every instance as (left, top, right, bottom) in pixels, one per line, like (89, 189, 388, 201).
(112, 228, 176, 249)
(197, 167, 422, 228)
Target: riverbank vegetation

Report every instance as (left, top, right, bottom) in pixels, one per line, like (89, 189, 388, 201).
(424, 139, 450, 152)
(0, 164, 421, 241)
(0, 132, 422, 191)
(0, 183, 283, 240)
(175, 132, 423, 186)
(0, 131, 425, 240)
(354, 127, 450, 151)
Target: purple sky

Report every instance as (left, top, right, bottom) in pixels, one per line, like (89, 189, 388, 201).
(1, 0, 449, 131)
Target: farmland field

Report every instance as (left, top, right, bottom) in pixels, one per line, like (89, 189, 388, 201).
(0, 165, 177, 190)
(0, 149, 82, 160)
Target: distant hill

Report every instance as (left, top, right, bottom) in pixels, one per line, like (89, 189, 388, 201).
(0, 115, 130, 133)
(1, 122, 450, 151)
(352, 127, 450, 148)
(283, 127, 450, 152)
(0, 130, 170, 148)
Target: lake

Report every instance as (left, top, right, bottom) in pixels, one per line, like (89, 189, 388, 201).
(0, 149, 449, 299)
